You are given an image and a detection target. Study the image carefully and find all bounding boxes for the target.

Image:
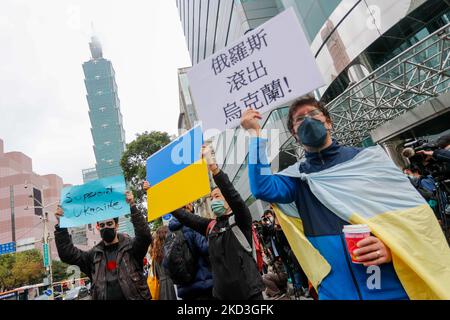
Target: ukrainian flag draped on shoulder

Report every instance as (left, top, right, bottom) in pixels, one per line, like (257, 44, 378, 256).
(274, 145, 450, 300)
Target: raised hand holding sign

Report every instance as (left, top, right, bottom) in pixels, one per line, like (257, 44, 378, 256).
(59, 175, 130, 228)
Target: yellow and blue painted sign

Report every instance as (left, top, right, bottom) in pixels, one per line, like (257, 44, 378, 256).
(146, 125, 210, 221)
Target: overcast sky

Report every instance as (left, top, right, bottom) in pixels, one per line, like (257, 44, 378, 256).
(0, 0, 191, 185)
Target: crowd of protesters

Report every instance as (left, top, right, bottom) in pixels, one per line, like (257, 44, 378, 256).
(53, 96, 450, 300)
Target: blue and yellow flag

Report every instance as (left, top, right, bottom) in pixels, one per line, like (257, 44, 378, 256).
(146, 125, 210, 221)
(274, 145, 450, 300)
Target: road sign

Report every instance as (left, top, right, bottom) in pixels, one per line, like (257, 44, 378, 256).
(43, 243, 49, 267)
(44, 289, 53, 296)
(0, 242, 16, 255)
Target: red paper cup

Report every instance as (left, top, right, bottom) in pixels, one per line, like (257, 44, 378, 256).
(343, 224, 371, 264)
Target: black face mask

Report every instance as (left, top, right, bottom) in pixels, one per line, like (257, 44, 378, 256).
(100, 227, 116, 243)
(297, 117, 328, 148)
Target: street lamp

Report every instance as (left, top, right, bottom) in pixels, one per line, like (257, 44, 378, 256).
(24, 181, 58, 300)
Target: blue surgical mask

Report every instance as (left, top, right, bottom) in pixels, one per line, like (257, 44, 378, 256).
(211, 199, 226, 217)
(297, 117, 328, 148)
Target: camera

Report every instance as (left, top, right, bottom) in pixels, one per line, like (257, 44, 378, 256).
(402, 139, 449, 180)
(403, 139, 430, 150)
(253, 221, 263, 235)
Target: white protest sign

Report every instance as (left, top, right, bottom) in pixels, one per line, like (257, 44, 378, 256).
(187, 7, 324, 135)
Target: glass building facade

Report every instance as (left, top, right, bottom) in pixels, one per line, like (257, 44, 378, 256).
(177, 67, 199, 134)
(176, 0, 450, 218)
(275, 0, 342, 42)
(176, 0, 282, 65)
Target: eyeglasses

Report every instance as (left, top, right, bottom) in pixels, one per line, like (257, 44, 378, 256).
(293, 109, 323, 126)
(98, 221, 115, 229)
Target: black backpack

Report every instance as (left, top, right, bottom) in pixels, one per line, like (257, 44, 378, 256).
(162, 229, 197, 285)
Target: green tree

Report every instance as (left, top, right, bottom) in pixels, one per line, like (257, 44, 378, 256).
(0, 251, 90, 292)
(120, 131, 172, 210)
(150, 218, 163, 233)
(0, 250, 45, 291)
(12, 250, 45, 287)
(52, 260, 87, 285)
(0, 253, 15, 291)
(51, 260, 70, 283)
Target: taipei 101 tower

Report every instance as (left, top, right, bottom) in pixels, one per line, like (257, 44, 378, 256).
(81, 34, 134, 237)
(82, 35, 126, 179)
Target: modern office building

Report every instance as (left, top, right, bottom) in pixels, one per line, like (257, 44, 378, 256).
(82, 167, 99, 183)
(176, 0, 450, 218)
(0, 139, 100, 260)
(69, 165, 99, 248)
(177, 67, 214, 218)
(82, 35, 126, 179)
(0, 138, 63, 259)
(178, 67, 200, 134)
(82, 36, 134, 237)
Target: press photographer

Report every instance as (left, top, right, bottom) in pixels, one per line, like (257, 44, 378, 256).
(402, 134, 450, 241)
(416, 134, 450, 164)
(402, 135, 450, 179)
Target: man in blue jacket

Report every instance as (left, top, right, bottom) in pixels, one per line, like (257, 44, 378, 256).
(240, 96, 409, 300)
(167, 205, 214, 300)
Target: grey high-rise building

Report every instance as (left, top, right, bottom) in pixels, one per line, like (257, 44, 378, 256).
(83, 36, 126, 179)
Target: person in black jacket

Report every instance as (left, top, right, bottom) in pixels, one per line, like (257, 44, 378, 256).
(147, 145, 265, 300)
(54, 191, 152, 300)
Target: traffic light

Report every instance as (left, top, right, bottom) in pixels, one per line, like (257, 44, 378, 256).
(33, 187, 43, 216)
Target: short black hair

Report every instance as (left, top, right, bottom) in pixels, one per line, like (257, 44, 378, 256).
(263, 209, 274, 216)
(404, 164, 421, 174)
(437, 134, 450, 148)
(97, 217, 119, 225)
